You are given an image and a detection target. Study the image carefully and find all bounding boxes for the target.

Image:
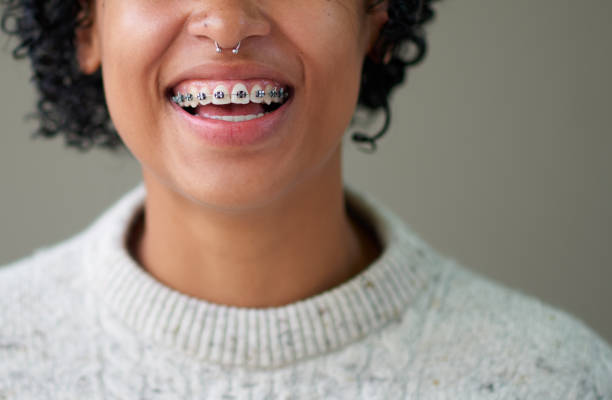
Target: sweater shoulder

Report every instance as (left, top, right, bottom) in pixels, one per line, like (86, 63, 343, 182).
(0, 233, 89, 320)
(0, 234, 96, 397)
(0, 237, 90, 332)
(423, 258, 612, 397)
(0, 232, 87, 297)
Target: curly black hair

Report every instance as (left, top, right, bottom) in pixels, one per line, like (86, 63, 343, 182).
(0, 0, 436, 152)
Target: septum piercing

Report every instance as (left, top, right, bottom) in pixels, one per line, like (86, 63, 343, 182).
(215, 41, 241, 55)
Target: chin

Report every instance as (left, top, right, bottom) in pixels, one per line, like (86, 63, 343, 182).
(167, 167, 300, 213)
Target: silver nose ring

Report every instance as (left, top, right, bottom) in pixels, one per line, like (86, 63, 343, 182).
(215, 41, 241, 55)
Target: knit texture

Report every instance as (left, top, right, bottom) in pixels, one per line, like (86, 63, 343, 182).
(1, 185, 610, 399)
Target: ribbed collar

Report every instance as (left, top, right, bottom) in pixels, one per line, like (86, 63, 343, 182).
(84, 185, 440, 369)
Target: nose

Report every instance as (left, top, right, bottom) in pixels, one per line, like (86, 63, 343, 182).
(186, 0, 271, 50)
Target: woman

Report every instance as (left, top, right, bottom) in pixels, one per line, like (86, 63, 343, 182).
(1, 0, 610, 398)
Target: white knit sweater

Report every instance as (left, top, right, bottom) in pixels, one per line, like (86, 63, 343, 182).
(0, 185, 610, 399)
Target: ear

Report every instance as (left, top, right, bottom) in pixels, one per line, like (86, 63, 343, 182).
(75, 1, 101, 74)
(365, 0, 389, 55)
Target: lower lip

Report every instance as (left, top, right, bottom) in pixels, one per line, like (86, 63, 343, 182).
(170, 97, 293, 148)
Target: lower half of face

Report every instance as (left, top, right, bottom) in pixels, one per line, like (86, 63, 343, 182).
(99, 0, 373, 211)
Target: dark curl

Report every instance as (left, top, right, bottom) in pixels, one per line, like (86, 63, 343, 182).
(1, 0, 436, 152)
(357, 0, 436, 152)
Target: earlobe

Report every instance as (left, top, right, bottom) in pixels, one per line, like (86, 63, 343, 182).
(365, 0, 389, 56)
(75, 2, 101, 75)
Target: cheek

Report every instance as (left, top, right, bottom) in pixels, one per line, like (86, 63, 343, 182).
(282, 1, 366, 78)
(100, 1, 181, 63)
(279, 1, 367, 142)
(99, 2, 181, 147)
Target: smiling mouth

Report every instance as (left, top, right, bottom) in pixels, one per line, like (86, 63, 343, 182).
(169, 81, 292, 122)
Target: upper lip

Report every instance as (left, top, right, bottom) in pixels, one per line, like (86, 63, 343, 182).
(166, 62, 295, 93)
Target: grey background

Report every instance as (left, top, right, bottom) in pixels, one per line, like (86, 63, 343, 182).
(1, 1, 610, 343)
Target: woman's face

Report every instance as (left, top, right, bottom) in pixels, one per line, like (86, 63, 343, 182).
(79, 0, 387, 210)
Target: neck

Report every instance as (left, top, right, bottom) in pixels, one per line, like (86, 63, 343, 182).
(132, 151, 379, 308)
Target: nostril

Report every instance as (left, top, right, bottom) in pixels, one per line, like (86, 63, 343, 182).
(186, 6, 271, 46)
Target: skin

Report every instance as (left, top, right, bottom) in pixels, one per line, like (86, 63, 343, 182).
(76, 0, 388, 307)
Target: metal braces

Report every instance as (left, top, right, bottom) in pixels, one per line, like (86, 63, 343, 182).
(233, 90, 248, 99)
(172, 87, 289, 105)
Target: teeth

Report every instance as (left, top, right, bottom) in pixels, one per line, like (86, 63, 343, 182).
(263, 85, 274, 105)
(201, 113, 266, 122)
(231, 83, 250, 104)
(271, 87, 282, 104)
(184, 93, 194, 107)
(212, 85, 230, 105)
(197, 87, 211, 105)
(171, 93, 182, 106)
(177, 93, 187, 107)
(188, 87, 199, 107)
(172, 82, 291, 108)
(250, 84, 264, 104)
